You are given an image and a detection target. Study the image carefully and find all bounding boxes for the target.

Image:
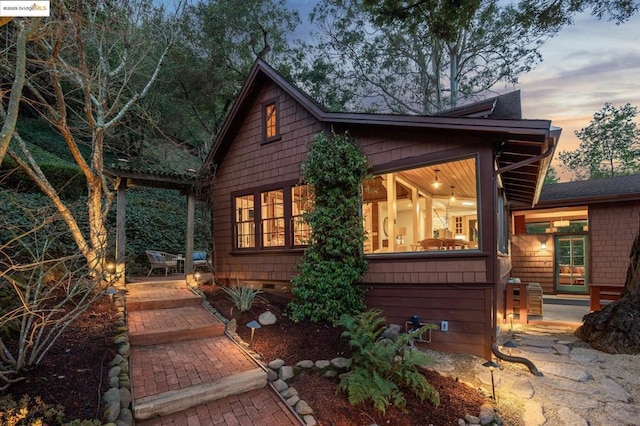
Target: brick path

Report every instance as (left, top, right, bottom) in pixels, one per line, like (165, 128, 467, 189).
(126, 280, 301, 425)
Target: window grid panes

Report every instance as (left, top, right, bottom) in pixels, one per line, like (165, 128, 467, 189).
(292, 185, 313, 246)
(265, 103, 277, 139)
(235, 195, 255, 248)
(261, 189, 285, 247)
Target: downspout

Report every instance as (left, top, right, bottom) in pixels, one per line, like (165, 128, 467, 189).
(492, 342, 543, 376)
(491, 133, 556, 376)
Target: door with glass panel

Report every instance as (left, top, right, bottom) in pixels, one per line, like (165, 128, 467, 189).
(555, 235, 588, 293)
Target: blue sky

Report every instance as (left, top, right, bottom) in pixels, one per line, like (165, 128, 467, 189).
(285, 1, 640, 180)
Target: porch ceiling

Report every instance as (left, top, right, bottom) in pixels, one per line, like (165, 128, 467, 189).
(497, 136, 555, 206)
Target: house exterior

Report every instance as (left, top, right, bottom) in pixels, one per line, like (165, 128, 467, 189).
(203, 60, 560, 359)
(511, 174, 640, 296)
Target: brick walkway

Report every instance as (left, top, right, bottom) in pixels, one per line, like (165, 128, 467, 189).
(126, 280, 301, 425)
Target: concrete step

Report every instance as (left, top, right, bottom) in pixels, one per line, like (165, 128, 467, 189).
(128, 305, 225, 346)
(133, 368, 267, 420)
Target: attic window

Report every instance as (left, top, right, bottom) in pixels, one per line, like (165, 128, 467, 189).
(263, 100, 280, 142)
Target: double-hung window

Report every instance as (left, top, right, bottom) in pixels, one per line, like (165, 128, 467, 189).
(262, 189, 285, 247)
(233, 183, 313, 250)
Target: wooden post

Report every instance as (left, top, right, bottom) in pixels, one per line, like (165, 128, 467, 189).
(506, 282, 528, 324)
(185, 191, 195, 284)
(115, 178, 127, 288)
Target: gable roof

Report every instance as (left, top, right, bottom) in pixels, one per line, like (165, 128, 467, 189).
(203, 59, 561, 207)
(435, 90, 522, 119)
(534, 174, 640, 208)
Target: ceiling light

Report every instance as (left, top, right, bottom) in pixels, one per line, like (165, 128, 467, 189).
(432, 169, 441, 189)
(553, 220, 570, 227)
(449, 186, 456, 202)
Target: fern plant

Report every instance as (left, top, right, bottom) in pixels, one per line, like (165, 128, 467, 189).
(338, 309, 439, 413)
(220, 281, 262, 313)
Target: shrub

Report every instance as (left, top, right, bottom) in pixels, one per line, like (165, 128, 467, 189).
(338, 309, 439, 414)
(221, 282, 263, 313)
(0, 394, 65, 426)
(289, 131, 368, 323)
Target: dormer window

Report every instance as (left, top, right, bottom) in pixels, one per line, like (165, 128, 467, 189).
(263, 100, 280, 142)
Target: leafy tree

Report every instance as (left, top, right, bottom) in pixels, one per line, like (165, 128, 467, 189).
(544, 165, 560, 184)
(306, 0, 555, 113)
(147, 0, 301, 155)
(515, 0, 639, 30)
(289, 131, 368, 323)
(558, 103, 640, 180)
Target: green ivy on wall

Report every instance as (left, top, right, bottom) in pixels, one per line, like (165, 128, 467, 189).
(289, 131, 369, 323)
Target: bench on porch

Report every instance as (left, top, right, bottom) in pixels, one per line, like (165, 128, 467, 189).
(145, 250, 178, 276)
(589, 284, 623, 311)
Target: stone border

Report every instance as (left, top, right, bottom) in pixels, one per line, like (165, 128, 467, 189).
(103, 289, 134, 426)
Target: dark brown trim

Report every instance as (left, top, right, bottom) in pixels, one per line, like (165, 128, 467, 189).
(365, 251, 490, 262)
(261, 98, 281, 144)
(230, 179, 304, 252)
(369, 146, 481, 176)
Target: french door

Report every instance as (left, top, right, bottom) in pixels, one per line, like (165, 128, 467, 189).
(555, 235, 588, 294)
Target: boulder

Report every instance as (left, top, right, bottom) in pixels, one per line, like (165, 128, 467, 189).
(259, 310, 277, 325)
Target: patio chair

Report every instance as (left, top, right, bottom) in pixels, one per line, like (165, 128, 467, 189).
(193, 250, 214, 273)
(145, 250, 178, 276)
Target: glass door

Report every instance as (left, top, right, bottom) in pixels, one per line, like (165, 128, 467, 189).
(555, 235, 587, 293)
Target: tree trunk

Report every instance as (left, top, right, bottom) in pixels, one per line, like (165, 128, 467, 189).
(575, 212, 640, 353)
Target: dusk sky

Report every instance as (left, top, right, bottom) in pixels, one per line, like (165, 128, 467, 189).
(286, 1, 640, 181)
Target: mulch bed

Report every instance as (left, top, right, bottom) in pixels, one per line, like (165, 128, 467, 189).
(2, 296, 116, 423)
(202, 285, 487, 426)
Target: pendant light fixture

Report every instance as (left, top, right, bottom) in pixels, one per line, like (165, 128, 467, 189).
(449, 186, 456, 202)
(432, 169, 441, 189)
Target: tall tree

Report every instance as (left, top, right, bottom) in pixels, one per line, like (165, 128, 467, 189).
(515, 0, 639, 30)
(1, 0, 181, 273)
(544, 165, 560, 184)
(146, 0, 301, 155)
(0, 18, 39, 167)
(558, 103, 640, 180)
(306, 0, 555, 114)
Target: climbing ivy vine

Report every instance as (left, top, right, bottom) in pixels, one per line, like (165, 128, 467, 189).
(289, 130, 369, 323)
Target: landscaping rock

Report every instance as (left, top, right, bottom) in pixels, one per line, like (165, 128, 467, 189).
(119, 387, 132, 408)
(226, 318, 237, 333)
(117, 408, 133, 426)
(315, 360, 330, 369)
(380, 323, 402, 341)
(269, 358, 286, 369)
(296, 360, 314, 369)
(267, 368, 278, 381)
(331, 357, 351, 369)
(296, 400, 313, 416)
(279, 365, 295, 381)
(258, 310, 277, 325)
(303, 415, 317, 426)
(281, 387, 298, 399)
(273, 379, 288, 392)
(104, 401, 120, 423)
(103, 387, 121, 405)
(108, 366, 121, 378)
